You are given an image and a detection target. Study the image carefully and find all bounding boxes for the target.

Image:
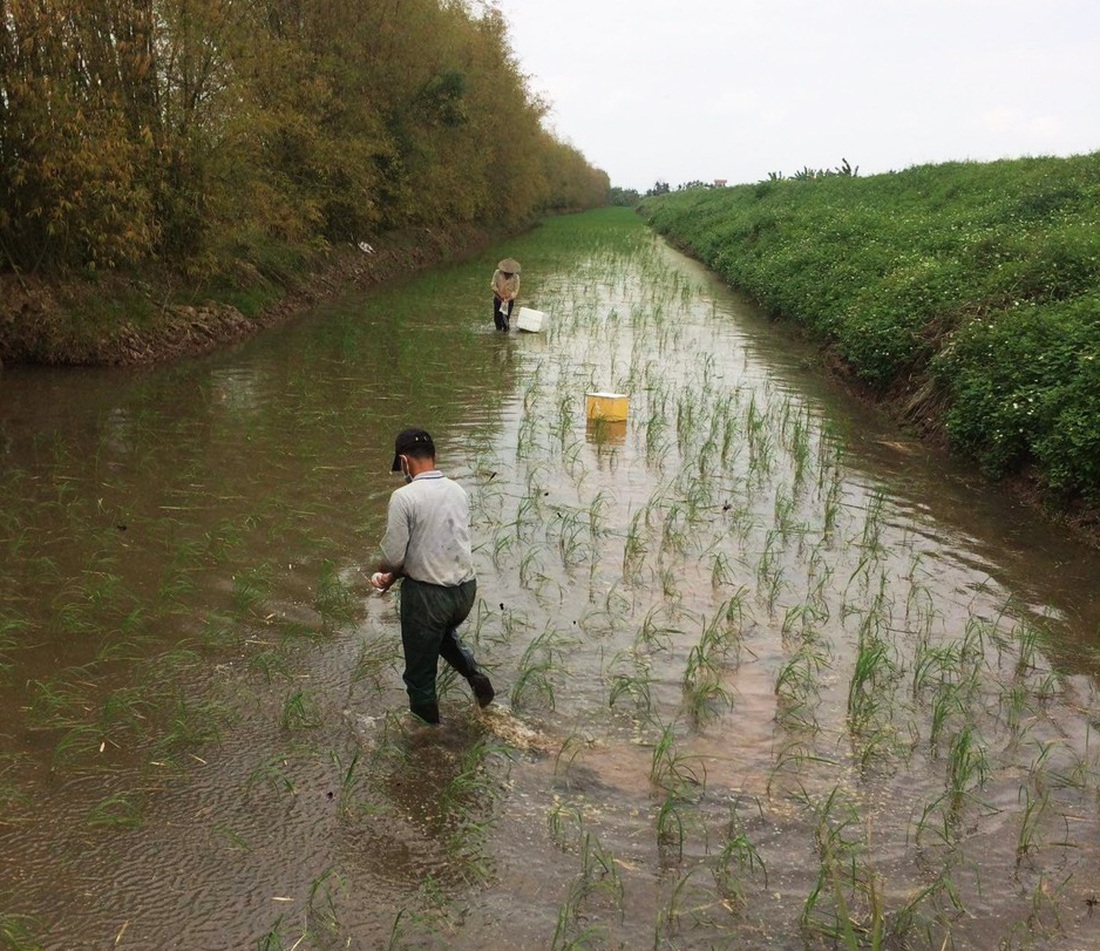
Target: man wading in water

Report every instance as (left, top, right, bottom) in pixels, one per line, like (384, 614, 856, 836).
(491, 258, 521, 331)
(370, 428, 495, 724)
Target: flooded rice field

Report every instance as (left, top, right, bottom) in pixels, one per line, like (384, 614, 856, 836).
(2, 209, 1100, 950)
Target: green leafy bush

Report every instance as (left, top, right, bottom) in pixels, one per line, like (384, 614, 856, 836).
(936, 295, 1100, 500)
(640, 152, 1100, 504)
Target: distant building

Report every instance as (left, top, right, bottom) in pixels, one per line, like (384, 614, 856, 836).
(713, 179, 728, 187)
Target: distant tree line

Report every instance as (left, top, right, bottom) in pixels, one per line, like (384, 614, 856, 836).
(609, 186, 640, 206)
(632, 160, 861, 202)
(0, 0, 610, 275)
(763, 158, 859, 182)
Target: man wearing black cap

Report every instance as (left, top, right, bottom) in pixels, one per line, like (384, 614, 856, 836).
(370, 428, 494, 724)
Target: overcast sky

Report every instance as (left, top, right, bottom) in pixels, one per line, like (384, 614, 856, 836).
(494, 0, 1100, 191)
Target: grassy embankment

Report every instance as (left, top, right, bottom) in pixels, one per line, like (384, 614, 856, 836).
(640, 153, 1100, 524)
(0, 221, 503, 365)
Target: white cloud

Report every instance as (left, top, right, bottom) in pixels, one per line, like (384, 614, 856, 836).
(499, 0, 1100, 189)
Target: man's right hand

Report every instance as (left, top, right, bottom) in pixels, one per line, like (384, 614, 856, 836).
(370, 571, 396, 591)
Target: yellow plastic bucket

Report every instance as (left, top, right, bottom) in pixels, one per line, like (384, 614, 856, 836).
(585, 392, 629, 422)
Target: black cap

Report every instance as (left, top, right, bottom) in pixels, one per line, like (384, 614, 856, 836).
(391, 428, 435, 471)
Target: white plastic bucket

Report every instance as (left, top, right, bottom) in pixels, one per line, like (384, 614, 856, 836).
(515, 307, 547, 332)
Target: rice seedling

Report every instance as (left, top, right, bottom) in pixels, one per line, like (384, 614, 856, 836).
(1003, 677, 1034, 738)
(719, 407, 742, 471)
(313, 558, 358, 627)
(682, 664, 731, 725)
(804, 553, 835, 616)
(663, 861, 749, 936)
(797, 784, 897, 949)
(551, 732, 591, 786)
(96, 685, 156, 745)
(621, 509, 648, 582)
(607, 649, 655, 716)
(510, 624, 573, 712)
(247, 756, 298, 796)
(927, 685, 963, 752)
(1033, 668, 1061, 705)
(822, 473, 844, 539)
(766, 742, 838, 799)
(49, 723, 105, 770)
(1056, 724, 1099, 790)
(846, 628, 898, 738)
(0, 912, 43, 951)
(250, 649, 291, 682)
(775, 640, 828, 734)
(547, 799, 585, 852)
(636, 604, 677, 652)
(659, 501, 689, 555)
(656, 790, 689, 862)
(152, 692, 230, 762)
(911, 638, 958, 699)
(232, 563, 275, 615)
(514, 493, 543, 539)
(552, 508, 590, 567)
(945, 725, 989, 811)
(787, 408, 814, 488)
(281, 690, 323, 730)
(659, 563, 681, 603)
(204, 517, 246, 562)
(325, 747, 366, 815)
(857, 487, 888, 557)
(551, 831, 625, 949)
(710, 551, 736, 589)
(254, 914, 291, 951)
(554, 393, 577, 449)
(491, 524, 517, 566)
(682, 613, 736, 724)
(1012, 616, 1047, 680)
(86, 791, 144, 829)
(381, 879, 456, 950)
(650, 720, 705, 792)
(746, 428, 775, 482)
(211, 820, 251, 852)
(300, 867, 347, 944)
(52, 584, 105, 636)
(1015, 783, 1054, 867)
(93, 625, 153, 665)
(349, 634, 399, 693)
(516, 410, 540, 459)
(550, 905, 606, 951)
(712, 800, 768, 907)
(780, 600, 827, 643)
(674, 389, 700, 457)
(24, 673, 89, 733)
(773, 486, 801, 541)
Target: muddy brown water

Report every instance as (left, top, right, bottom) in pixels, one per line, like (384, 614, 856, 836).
(2, 211, 1099, 950)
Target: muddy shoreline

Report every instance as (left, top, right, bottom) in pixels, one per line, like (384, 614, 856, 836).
(0, 222, 503, 368)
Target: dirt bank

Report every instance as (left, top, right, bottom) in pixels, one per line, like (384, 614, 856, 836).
(0, 223, 500, 368)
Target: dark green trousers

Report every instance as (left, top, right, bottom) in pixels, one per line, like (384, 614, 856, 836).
(399, 577, 478, 722)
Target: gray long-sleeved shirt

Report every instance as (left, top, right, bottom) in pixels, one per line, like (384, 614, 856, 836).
(378, 471, 474, 586)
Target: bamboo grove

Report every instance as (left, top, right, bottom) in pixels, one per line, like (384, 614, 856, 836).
(0, 0, 609, 275)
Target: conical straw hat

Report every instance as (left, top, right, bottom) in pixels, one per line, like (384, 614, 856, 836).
(497, 258, 521, 274)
